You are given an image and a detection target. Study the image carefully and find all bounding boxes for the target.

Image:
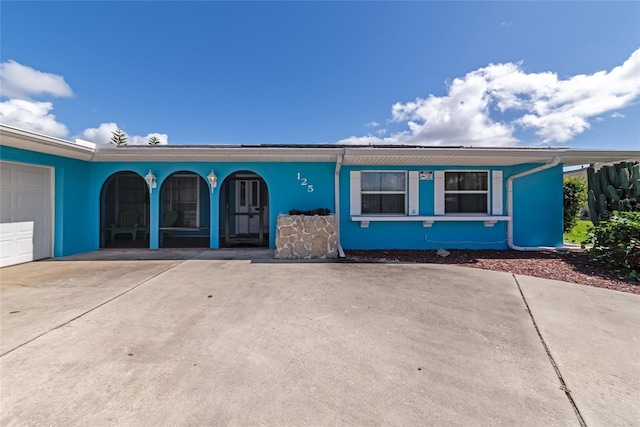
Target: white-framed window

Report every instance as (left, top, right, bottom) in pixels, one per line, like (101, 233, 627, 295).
(434, 170, 503, 215)
(350, 170, 419, 216)
(361, 171, 406, 214)
(444, 171, 489, 214)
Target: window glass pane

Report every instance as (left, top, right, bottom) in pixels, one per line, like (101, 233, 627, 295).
(240, 181, 246, 207)
(361, 172, 405, 191)
(362, 194, 405, 214)
(445, 172, 488, 191)
(251, 181, 258, 206)
(445, 194, 488, 213)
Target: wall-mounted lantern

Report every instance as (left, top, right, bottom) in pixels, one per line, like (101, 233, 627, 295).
(145, 170, 157, 194)
(207, 170, 218, 193)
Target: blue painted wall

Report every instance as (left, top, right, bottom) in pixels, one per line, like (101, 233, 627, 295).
(89, 161, 335, 249)
(339, 164, 563, 250)
(0, 146, 93, 257)
(512, 164, 563, 248)
(1, 145, 563, 256)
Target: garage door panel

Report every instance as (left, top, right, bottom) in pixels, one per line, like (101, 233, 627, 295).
(0, 162, 51, 267)
(17, 168, 47, 187)
(0, 222, 34, 267)
(0, 193, 12, 217)
(1, 167, 12, 186)
(17, 192, 47, 211)
(15, 220, 35, 233)
(16, 222, 34, 256)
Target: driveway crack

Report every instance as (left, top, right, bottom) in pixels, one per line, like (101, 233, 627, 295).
(512, 273, 587, 427)
(1, 259, 191, 358)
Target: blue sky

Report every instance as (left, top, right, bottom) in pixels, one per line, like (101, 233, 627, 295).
(1, 1, 639, 149)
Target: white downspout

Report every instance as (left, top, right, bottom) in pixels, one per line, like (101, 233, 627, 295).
(335, 153, 345, 257)
(507, 156, 562, 251)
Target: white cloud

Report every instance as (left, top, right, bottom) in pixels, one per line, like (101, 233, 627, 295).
(341, 48, 640, 146)
(376, 129, 387, 136)
(511, 49, 640, 142)
(611, 112, 625, 118)
(0, 60, 73, 100)
(76, 122, 118, 144)
(129, 132, 169, 145)
(76, 123, 168, 145)
(0, 99, 69, 137)
(0, 61, 170, 145)
(338, 135, 386, 145)
(366, 121, 379, 127)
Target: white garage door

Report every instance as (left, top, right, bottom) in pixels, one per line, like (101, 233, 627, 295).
(0, 162, 53, 267)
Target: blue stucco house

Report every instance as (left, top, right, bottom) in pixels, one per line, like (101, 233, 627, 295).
(1, 124, 638, 267)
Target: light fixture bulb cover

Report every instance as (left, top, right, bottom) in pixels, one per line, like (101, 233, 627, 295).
(208, 170, 218, 189)
(145, 170, 157, 190)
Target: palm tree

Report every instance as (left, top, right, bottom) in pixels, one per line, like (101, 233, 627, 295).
(148, 135, 161, 145)
(110, 128, 127, 145)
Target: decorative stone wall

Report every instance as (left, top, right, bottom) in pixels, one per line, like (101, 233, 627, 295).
(274, 214, 338, 259)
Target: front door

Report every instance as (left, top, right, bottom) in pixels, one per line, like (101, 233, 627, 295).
(235, 179, 261, 235)
(221, 172, 269, 248)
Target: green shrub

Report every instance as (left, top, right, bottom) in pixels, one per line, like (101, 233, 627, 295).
(584, 211, 640, 279)
(563, 176, 587, 232)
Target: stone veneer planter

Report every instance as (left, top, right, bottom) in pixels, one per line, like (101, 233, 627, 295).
(274, 214, 338, 259)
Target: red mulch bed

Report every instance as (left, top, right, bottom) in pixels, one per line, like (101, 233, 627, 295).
(345, 249, 640, 295)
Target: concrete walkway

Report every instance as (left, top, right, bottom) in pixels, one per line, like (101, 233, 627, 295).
(1, 250, 638, 426)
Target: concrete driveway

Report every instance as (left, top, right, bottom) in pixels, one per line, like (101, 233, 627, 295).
(1, 250, 638, 426)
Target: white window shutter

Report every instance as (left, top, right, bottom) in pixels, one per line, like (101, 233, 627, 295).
(434, 171, 445, 215)
(492, 170, 503, 215)
(350, 171, 361, 216)
(408, 171, 419, 215)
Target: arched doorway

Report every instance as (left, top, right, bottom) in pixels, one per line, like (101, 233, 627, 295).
(100, 171, 149, 248)
(219, 171, 269, 247)
(159, 171, 210, 248)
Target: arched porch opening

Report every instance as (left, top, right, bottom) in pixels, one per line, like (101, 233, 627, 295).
(219, 170, 269, 248)
(159, 171, 210, 248)
(100, 171, 149, 249)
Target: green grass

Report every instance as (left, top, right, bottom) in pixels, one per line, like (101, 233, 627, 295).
(564, 219, 593, 245)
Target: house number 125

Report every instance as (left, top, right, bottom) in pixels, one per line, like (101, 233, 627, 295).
(296, 172, 314, 192)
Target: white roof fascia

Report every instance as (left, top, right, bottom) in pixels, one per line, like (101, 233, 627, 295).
(341, 147, 639, 167)
(0, 124, 95, 161)
(74, 138, 98, 149)
(553, 151, 639, 167)
(92, 145, 345, 162)
(1, 124, 637, 166)
(94, 146, 637, 166)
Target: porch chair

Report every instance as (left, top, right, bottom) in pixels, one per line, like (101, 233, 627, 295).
(145, 210, 179, 238)
(110, 210, 139, 242)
